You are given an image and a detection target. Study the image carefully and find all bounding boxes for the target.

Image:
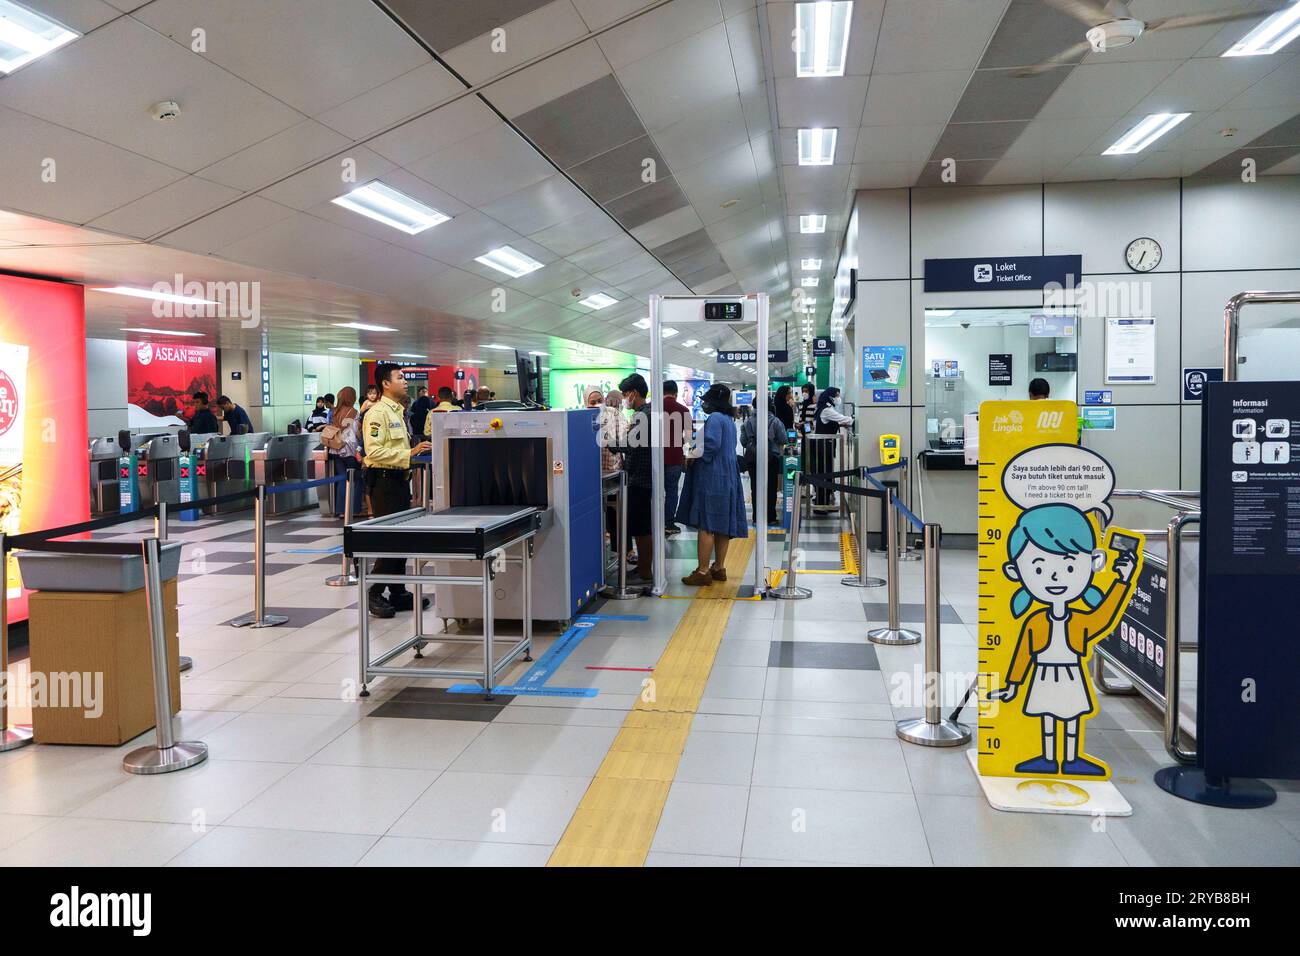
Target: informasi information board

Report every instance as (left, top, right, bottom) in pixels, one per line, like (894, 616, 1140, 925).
(977, 400, 1144, 783)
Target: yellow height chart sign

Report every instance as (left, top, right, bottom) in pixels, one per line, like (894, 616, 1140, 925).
(977, 400, 1143, 781)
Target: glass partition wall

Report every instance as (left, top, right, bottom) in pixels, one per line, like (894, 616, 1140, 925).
(923, 307, 1078, 450)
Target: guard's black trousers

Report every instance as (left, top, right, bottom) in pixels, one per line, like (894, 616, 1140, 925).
(365, 471, 411, 598)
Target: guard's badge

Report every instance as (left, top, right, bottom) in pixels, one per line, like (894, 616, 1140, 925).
(369, 424, 380, 438)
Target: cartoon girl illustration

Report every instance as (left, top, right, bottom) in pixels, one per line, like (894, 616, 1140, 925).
(989, 503, 1137, 776)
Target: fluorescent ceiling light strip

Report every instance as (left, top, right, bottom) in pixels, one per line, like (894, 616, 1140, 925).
(661, 328, 679, 338)
(633, 318, 651, 329)
(459, 359, 486, 364)
(1223, 2, 1300, 56)
(801, 258, 822, 270)
(1102, 112, 1190, 155)
(331, 181, 449, 235)
(334, 322, 397, 332)
(800, 215, 826, 233)
(120, 327, 204, 337)
(681, 339, 699, 348)
(331, 347, 372, 354)
(97, 286, 219, 307)
(482, 343, 513, 350)
(475, 245, 544, 278)
(0, 1, 79, 74)
(581, 293, 618, 309)
(802, 277, 819, 287)
(798, 127, 837, 165)
(391, 353, 426, 359)
(796, 1, 852, 77)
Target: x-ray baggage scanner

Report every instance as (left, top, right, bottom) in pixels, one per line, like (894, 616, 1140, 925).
(425, 409, 602, 625)
(649, 293, 770, 595)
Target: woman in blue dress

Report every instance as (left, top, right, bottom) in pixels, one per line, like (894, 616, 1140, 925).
(676, 384, 749, 585)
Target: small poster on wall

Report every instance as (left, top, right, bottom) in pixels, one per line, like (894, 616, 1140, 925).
(863, 345, 907, 389)
(989, 353, 1013, 386)
(1105, 317, 1156, 384)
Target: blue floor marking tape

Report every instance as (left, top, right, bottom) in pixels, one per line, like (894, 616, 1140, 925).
(447, 613, 649, 697)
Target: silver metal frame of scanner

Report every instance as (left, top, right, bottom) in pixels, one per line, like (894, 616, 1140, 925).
(427, 411, 579, 624)
(88, 437, 124, 515)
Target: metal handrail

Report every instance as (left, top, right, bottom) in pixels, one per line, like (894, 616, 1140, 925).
(1224, 290, 1300, 380)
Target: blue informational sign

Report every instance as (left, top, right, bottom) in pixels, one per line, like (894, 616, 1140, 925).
(923, 255, 1081, 293)
(1080, 406, 1116, 430)
(1028, 313, 1077, 338)
(1084, 390, 1113, 405)
(863, 345, 906, 388)
(872, 388, 899, 403)
(734, 390, 755, 407)
(812, 337, 835, 357)
(178, 453, 200, 522)
(1182, 366, 1223, 402)
(117, 454, 138, 514)
(1198, 380, 1300, 779)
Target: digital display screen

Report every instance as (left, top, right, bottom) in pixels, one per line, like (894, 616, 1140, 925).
(703, 301, 742, 322)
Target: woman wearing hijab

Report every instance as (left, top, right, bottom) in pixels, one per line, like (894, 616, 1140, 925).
(675, 384, 748, 586)
(328, 386, 363, 515)
(812, 385, 853, 510)
(741, 385, 794, 524)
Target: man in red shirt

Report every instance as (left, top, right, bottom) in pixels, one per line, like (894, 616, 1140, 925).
(663, 380, 691, 536)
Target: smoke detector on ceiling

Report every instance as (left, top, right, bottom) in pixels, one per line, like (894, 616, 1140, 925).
(150, 100, 181, 122)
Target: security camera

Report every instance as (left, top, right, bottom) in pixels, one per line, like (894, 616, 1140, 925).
(960, 322, 971, 330)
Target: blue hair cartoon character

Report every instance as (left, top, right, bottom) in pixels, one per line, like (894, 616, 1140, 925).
(988, 503, 1137, 777)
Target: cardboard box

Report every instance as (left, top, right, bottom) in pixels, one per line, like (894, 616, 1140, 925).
(27, 579, 182, 745)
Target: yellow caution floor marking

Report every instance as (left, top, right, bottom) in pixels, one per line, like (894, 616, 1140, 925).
(547, 533, 756, 867)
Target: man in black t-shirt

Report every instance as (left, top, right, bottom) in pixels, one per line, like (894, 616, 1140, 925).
(189, 392, 220, 434)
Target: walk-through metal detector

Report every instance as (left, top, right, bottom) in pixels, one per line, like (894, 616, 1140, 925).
(650, 293, 769, 596)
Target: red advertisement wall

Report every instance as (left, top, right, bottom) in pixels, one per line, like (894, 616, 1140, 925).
(126, 340, 217, 423)
(0, 274, 88, 622)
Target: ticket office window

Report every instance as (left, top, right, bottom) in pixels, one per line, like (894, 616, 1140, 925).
(923, 307, 1078, 449)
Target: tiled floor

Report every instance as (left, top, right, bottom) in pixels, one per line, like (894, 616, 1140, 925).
(2, 506, 1297, 867)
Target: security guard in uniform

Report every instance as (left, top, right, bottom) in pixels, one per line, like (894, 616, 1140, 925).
(362, 363, 432, 618)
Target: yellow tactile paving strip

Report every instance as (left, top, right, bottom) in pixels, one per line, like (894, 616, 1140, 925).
(765, 529, 857, 587)
(547, 534, 755, 867)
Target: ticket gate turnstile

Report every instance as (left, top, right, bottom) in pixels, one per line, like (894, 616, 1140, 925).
(252, 433, 319, 515)
(135, 433, 181, 507)
(188, 433, 242, 515)
(220, 431, 270, 515)
(89, 437, 124, 516)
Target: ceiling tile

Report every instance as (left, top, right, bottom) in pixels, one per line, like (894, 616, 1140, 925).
(0, 105, 185, 225)
(565, 233, 646, 273)
(87, 175, 241, 239)
(480, 39, 612, 118)
(135, 0, 430, 116)
(379, 0, 555, 53)
(871, 0, 1008, 75)
(218, 212, 391, 279)
(616, 24, 740, 131)
(198, 120, 350, 192)
(407, 125, 556, 206)
(366, 97, 500, 167)
(649, 93, 751, 170)
(854, 125, 945, 164)
(596, 0, 724, 69)
(156, 196, 298, 254)
(479, 174, 594, 234)
(0, 18, 302, 174)
(315, 63, 466, 141)
(527, 208, 625, 254)
(571, 0, 660, 31)
(1134, 55, 1286, 115)
(978, 0, 1087, 70)
(775, 75, 870, 128)
(567, 136, 669, 203)
(1036, 60, 1182, 121)
(605, 176, 690, 229)
(766, 0, 886, 78)
(860, 70, 971, 126)
(930, 121, 1030, 161)
(258, 147, 397, 211)
(950, 67, 1074, 124)
(440, 0, 591, 85)
(514, 75, 648, 169)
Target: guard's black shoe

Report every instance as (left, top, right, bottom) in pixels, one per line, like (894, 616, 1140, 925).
(389, 591, 430, 612)
(368, 594, 396, 619)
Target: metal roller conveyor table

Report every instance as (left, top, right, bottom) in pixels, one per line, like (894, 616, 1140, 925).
(344, 505, 540, 699)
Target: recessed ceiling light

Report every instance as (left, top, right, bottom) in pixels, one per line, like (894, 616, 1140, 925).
(482, 343, 513, 350)
(801, 277, 819, 287)
(925, 309, 957, 317)
(331, 181, 449, 235)
(1223, 2, 1300, 57)
(795, 1, 853, 77)
(800, 214, 827, 233)
(474, 245, 544, 278)
(96, 286, 219, 307)
(1102, 113, 1191, 155)
(801, 258, 822, 270)
(0, 0, 79, 75)
(661, 327, 679, 338)
(330, 347, 372, 354)
(334, 321, 398, 332)
(633, 317, 652, 329)
(700, 347, 716, 356)
(580, 292, 618, 310)
(391, 353, 427, 359)
(798, 127, 838, 166)
(459, 359, 486, 364)
(529, 350, 549, 356)
(120, 327, 204, 337)
(681, 339, 699, 348)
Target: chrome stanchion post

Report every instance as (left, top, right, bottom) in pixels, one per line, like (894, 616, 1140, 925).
(1163, 512, 1198, 766)
(897, 523, 970, 746)
(842, 468, 884, 588)
(771, 474, 812, 600)
(154, 502, 192, 672)
(122, 537, 208, 773)
(327, 469, 358, 586)
(601, 471, 643, 599)
(900, 459, 921, 561)
(229, 485, 288, 628)
(0, 534, 32, 752)
(869, 491, 921, 645)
